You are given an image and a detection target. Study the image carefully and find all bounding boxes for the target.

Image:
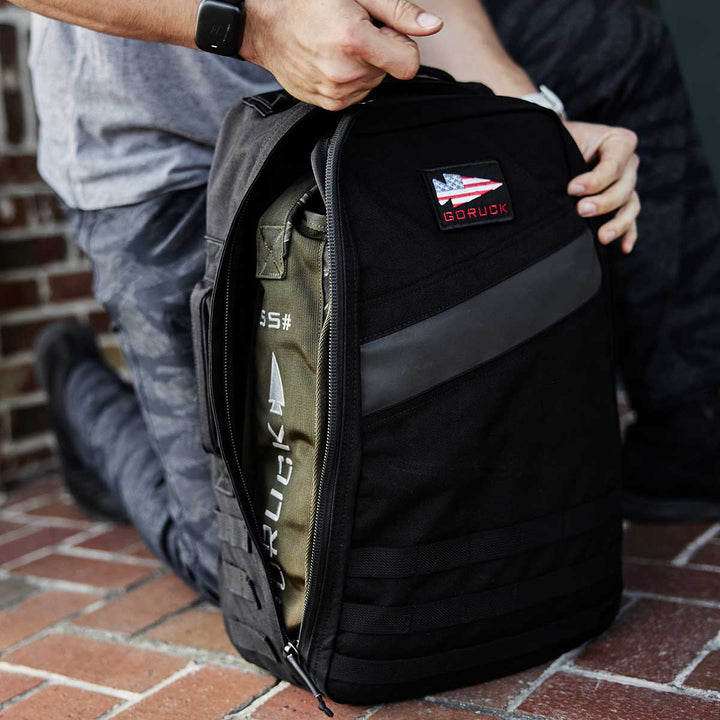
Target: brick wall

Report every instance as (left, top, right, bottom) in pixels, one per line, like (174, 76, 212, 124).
(0, 4, 123, 485)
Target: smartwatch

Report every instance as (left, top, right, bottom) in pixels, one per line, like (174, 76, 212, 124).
(521, 85, 567, 120)
(195, 0, 247, 57)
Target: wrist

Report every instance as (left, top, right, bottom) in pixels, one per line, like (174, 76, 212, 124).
(486, 65, 537, 98)
(238, 0, 267, 63)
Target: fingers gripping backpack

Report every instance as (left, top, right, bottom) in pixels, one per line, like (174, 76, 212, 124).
(191, 70, 623, 713)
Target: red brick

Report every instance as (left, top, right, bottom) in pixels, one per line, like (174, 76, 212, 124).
(0, 590, 98, 649)
(0, 519, 23, 537)
(144, 608, 235, 654)
(88, 310, 111, 334)
(3, 634, 186, 692)
(0, 196, 27, 229)
(0, 363, 38, 397)
(0, 156, 41, 184)
(0, 26, 23, 145)
(373, 702, 495, 720)
(0, 671, 42, 704)
(576, 598, 720, 682)
(690, 542, 720, 567)
(0, 526, 79, 566)
(433, 662, 549, 710)
(12, 553, 155, 589)
(0, 447, 56, 477)
(623, 523, 715, 562)
(25, 498, 91, 521)
(129, 545, 156, 560)
(48, 270, 94, 301)
(115, 665, 274, 719)
(3, 93, 24, 147)
(0, 315, 73, 354)
(686, 650, 720, 692)
(75, 574, 198, 634)
(33, 193, 65, 224)
(520, 672, 720, 720)
(2, 478, 62, 506)
(1, 683, 119, 720)
(0, 279, 38, 311)
(253, 685, 369, 720)
(0, 236, 66, 270)
(624, 561, 720, 602)
(9, 402, 50, 439)
(76, 526, 142, 553)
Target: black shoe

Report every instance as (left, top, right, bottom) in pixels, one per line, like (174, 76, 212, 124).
(35, 321, 128, 522)
(622, 387, 720, 522)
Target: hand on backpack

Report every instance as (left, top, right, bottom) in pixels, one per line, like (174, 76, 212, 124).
(565, 121, 641, 254)
(240, 0, 443, 111)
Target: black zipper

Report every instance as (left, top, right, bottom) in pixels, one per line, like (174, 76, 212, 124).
(215, 103, 346, 717)
(297, 113, 355, 665)
(218, 105, 313, 537)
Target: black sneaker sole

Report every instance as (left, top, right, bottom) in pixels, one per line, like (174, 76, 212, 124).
(622, 491, 720, 523)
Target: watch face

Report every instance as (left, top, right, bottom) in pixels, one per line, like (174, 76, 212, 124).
(196, 0, 244, 56)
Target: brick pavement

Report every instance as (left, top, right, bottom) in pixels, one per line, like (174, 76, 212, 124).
(0, 476, 717, 719)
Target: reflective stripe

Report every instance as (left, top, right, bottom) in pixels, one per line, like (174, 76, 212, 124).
(361, 229, 600, 415)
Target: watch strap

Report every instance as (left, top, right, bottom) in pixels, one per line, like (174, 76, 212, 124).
(521, 85, 567, 120)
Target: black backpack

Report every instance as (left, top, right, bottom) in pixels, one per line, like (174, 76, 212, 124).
(191, 70, 623, 713)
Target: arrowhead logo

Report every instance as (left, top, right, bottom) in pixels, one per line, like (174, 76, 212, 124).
(422, 161, 514, 231)
(432, 174, 504, 208)
(268, 352, 285, 416)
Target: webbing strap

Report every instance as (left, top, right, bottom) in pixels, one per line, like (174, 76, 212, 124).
(330, 596, 619, 685)
(347, 491, 619, 579)
(217, 513, 253, 554)
(224, 615, 282, 664)
(340, 548, 617, 635)
(223, 561, 261, 609)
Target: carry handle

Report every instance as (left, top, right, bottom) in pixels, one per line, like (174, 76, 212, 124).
(243, 66, 462, 118)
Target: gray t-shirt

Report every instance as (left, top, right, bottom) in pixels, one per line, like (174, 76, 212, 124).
(29, 16, 281, 210)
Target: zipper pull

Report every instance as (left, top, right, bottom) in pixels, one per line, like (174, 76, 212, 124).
(284, 642, 334, 717)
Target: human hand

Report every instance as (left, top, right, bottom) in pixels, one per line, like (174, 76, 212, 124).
(240, 0, 443, 110)
(565, 121, 641, 254)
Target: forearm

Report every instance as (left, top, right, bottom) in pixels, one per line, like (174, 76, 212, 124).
(9, 0, 197, 47)
(416, 0, 536, 97)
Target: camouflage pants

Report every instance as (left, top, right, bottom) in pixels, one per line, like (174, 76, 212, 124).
(64, 188, 219, 602)
(63, 0, 720, 599)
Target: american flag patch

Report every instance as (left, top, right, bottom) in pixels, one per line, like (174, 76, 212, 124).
(432, 174, 504, 208)
(423, 161, 514, 231)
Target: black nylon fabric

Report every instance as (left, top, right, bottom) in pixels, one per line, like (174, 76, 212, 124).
(198, 75, 623, 706)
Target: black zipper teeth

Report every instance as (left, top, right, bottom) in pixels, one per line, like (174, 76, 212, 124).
(221, 245, 262, 534)
(218, 105, 312, 641)
(299, 113, 354, 655)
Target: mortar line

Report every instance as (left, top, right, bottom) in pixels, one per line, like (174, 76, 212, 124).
(673, 630, 720, 686)
(63, 622, 263, 673)
(622, 590, 720, 610)
(98, 662, 200, 718)
(673, 523, 720, 566)
(565, 664, 720, 703)
(0, 661, 140, 701)
(57, 545, 161, 568)
(225, 681, 287, 719)
(0, 678, 48, 714)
